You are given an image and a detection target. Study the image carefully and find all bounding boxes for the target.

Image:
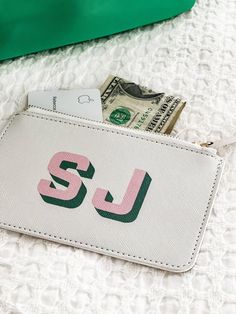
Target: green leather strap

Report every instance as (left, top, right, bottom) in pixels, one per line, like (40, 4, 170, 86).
(0, 0, 195, 61)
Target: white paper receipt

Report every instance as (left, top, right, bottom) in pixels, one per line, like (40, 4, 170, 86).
(28, 89, 103, 121)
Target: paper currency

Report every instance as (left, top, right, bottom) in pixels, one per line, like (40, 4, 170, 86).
(100, 75, 186, 134)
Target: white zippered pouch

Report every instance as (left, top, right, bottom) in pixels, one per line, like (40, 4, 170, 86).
(0, 107, 224, 272)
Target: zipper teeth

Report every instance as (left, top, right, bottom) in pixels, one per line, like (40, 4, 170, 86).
(27, 105, 203, 149)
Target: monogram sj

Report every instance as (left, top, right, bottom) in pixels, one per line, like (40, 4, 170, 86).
(38, 152, 152, 223)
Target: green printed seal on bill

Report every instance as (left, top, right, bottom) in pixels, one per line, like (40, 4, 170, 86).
(100, 75, 186, 134)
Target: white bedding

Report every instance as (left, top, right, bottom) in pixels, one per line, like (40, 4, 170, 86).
(0, 0, 236, 313)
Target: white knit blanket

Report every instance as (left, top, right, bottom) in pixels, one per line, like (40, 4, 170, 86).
(0, 0, 236, 313)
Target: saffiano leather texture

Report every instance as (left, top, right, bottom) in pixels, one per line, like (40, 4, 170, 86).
(0, 108, 223, 272)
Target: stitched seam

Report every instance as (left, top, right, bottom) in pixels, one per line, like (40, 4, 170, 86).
(0, 113, 223, 269)
(0, 117, 15, 142)
(28, 105, 104, 125)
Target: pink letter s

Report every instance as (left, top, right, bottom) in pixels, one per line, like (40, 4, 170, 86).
(38, 152, 94, 208)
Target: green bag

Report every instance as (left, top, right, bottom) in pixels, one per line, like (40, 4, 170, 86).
(0, 0, 196, 61)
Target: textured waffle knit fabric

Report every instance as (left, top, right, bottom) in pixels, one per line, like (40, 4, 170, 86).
(0, 0, 236, 313)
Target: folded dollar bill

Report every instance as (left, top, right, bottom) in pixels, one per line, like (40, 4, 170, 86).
(100, 75, 186, 134)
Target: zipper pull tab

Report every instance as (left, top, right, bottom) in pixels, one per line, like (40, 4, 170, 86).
(200, 135, 236, 151)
